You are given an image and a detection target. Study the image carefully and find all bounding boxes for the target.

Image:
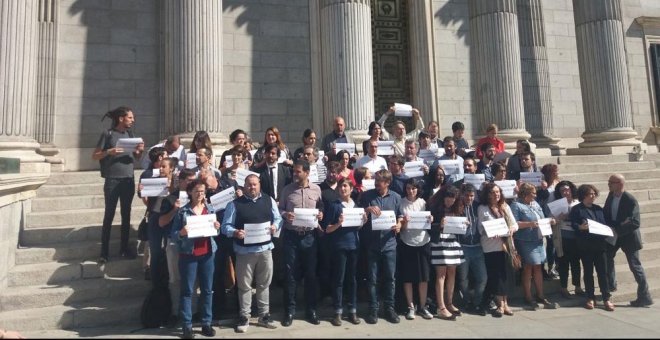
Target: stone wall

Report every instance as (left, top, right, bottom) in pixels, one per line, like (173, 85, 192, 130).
(0, 198, 29, 289)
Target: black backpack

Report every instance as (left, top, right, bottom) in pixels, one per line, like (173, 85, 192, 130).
(99, 128, 134, 178)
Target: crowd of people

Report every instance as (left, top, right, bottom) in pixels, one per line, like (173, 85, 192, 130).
(93, 106, 654, 338)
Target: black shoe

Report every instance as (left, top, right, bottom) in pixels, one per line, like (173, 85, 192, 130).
(331, 313, 342, 326)
(201, 325, 215, 337)
(144, 267, 151, 281)
(182, 327, 195, 339)
(281, 313, 293, 327)
(365, 310, 378, 324)
(306, 310, 320, 325)
(348, 313, 361, 325)
(630, 298, 654, 307)
(385, 308, 400, 324)
(491, 308, 503, 318)
(120, 248, 136, 260)
(473, 305, 487, 316)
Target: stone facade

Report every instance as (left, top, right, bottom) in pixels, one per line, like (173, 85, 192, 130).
(1, 0, 660, 171)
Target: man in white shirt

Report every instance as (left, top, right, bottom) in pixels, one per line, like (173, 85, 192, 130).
(377, 106, 425, 156)
(141, 135, 186, 169)
(355, 140, 388, 174)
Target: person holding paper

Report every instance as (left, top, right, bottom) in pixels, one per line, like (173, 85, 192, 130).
(404, 140, 430, 177)
(428, 186, 464, 320)
(188, 130, 213, 157)
(336, 150, 356, 186)
(92, 106, 144, 263)
(432, 137, 464, 185)
(549, 181, 584, 299)
(358, 169, 404, 324)
(193, 147, 222, 186)
(362, 121, 387, 155)
(476, 143, 496, 182)
(351, 167, 372, 202)
(510, 183, 558, 310)
(377, 106, 425, 156)
(423, 166, 447, 200)
(569, 184, 614, 311)
(491, 162, 507, 182)
(451, 157, 477, 189)
(505, 140, 535, 181)
(604, 174, 653, 307)
(474, 124, 504, 159)
(254, 143, 292, 202)
(219, 129, 252, 171)
(141, 135, 186, 170)
(451, 122, 471, 158)
(355, 140, 388, 174)
(455, 184, 488, 316)
(399, 178, 434, 320)
(387, 154, 409, 197)
(320, 178, 365, 326)
(279, 160, 324, 327)
(477, 182, 518, 318)
(253, 127, 293, 169)
(426, 121, 443, 150)
(321, 117, 352, 162)
(302, 146, 327, 184)
(221, 174, 283, 333)
(538, 163, 561, 281)
(221, 145, 251, 186)
(171, 180, 221, 338)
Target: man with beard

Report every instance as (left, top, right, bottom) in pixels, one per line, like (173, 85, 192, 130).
(318, 161, 342, 299)
(477, 143, 496, 182)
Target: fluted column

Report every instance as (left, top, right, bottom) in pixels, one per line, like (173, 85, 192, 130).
(573, 0, 639, 150)
(517, 0, 560, 149)
(35, 0, 62, 166)
(408, 0, 438, 123)
(162, 0, 224, 146)
(469, 0, 530, 144)
(320, 0, 374, 141)
(0, 0, 44, 163)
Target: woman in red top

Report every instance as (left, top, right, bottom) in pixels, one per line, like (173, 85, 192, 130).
(336, 150, 356, 186)
(475, 124, 505, 159)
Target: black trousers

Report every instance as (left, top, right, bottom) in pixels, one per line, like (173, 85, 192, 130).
(557, 237, 581, 289)
(577, 239, 610, 301)
(101, 177, 135, 258)
(607, 244, 651, 301)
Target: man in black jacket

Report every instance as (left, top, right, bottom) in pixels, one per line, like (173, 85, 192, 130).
(254, 143, 292, 202)
(604, 174, 653, 307)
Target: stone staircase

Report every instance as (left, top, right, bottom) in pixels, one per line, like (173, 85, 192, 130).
(2, 154, 660, 332)
(0, 171, 148, 331)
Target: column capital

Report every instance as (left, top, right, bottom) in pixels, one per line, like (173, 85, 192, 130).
(573, 0, 622, 26)
(469, 0, 517, 18)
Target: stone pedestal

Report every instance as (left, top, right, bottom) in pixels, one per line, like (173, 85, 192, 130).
(0, 0, 45, 166)
(571, 0, 640, 154)
(319, 0, 374, 140)
(162, 0, 225, 148)
(469, 0, 531, 144)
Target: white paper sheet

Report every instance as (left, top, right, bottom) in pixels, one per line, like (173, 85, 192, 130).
(186, 214, 218, 238)
(394, 103, 413, 117)
(494, 180, 517, 199)
(419, 149, 438, 163)
(406, 211, 431, 229)
(587, 219, 614, 237)
(185, 153, 197, 169)
(520, 172, 543, 187)
(371, 210, 397, 230)
(463, 174, 486, 189)
(115, 137, 144, 151)
(209, 187, 236, 211)
(335, 143, 356, 155)
(547, 198, 570, 217)
(224, 155, 233, 168)
(140, 178, 169, 197)
(292, 208, 319, 229)
(178, 191, 189, 207)
(236, 168, 259, 187)
(362, 179, 375, 191)
(404, 160, 425, 178)
(436, 160, 462, 176)
(377, 141, 395, 156)
(443, 216, 469, 235)
(317, 151, 325, 165)
(341, 208, 365, 227)
(538, 218, 553, 236)
(481, 218, 509, 237)
(151, 169, 160, 177)
(309, 164, 319, 183)
(244, 221, 272, 245)
(277, 151, 288, 164)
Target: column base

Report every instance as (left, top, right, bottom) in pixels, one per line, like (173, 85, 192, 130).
(37, 143, 65, 172)
(346, 130, 371, 156)
(0, 140, 47, 165)
(531, 136, 564, 156)
(490, 129, 532, 149)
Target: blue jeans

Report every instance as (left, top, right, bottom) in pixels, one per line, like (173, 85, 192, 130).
(606, 245, 651, 301)
(101, 178, 134, 257)
(179, 251, 214, 329)
(367, 248, 396, 311)
(148, 213, 167, 287)
(457, 245, 487, 307)
(332, 248, 358, 314)
(282, 230, 318, 314)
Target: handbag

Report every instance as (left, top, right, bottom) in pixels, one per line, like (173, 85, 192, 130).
(137, 211, 149, 242)
(501, 206, 522, 270)
(225, 256, 236, 289)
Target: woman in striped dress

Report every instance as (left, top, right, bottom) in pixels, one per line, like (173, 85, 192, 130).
(428, 185, 465, 320)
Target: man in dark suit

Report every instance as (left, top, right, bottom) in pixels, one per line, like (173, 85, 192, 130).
(254, 143, 292, 202)
(604, 174, 653, 307)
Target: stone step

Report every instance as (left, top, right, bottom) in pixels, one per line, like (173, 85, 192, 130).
(0, 277, 149, 312)
(0, 299, 143, 331)
(8, 257, 142, 287)
(36, 183, 105, 197)
(27, 208, 144, 228)
(587, 178, 660, 192)
(31, 194, 145, 212)
(562, 169, 660, 183)
(613, 242, 660, 266)
(537, 154, 634, 165)
(20, 224, 139, 247)
(557, 161, 656, 174)
(45, 171, 143, 185)
(15, 239, 139, 265)
(624, 188, 660, 202)
(614, 258, 660, 285)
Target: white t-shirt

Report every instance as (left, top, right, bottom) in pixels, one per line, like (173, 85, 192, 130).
(355, 155, 388, 174)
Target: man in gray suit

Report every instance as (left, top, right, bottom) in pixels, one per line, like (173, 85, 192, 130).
(604, 174, 653, 307)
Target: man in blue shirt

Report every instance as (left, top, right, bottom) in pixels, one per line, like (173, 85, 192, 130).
(222, 174, 283, 333)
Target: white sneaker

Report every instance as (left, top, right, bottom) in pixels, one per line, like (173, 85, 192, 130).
(405, 306, 416, 320)
(417, 306, 434, 320)
(236, 316, 249, 333)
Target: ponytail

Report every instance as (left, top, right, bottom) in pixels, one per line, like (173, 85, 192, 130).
(102, 106, 133, 128)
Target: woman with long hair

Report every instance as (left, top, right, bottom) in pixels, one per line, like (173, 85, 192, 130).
(293, 129, 318, 161)
(362, 121, 386, 155)
(336, 150, 356, 186)
(189, 131, 213, 156)
(253, 126, 293, 168)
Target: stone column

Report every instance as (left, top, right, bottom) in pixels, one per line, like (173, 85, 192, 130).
(517, 0, 560, 151)
(320, 0, 374, 141)
(0, 0, 45, 165)
(34, 0, 62, 168)
(408, 0, 438, 123)
(572, 0, 640, 152)
(162, 0, 226, 148)
(469, 0, 530, 144)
